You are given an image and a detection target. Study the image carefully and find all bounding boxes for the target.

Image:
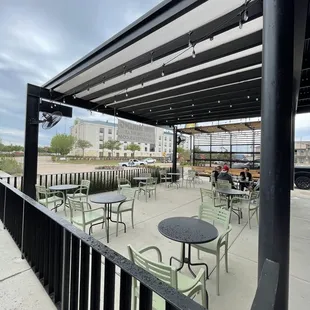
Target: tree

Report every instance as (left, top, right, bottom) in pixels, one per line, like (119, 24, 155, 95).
(126, 143, 140, 157)
(102, 140, 121, 158)
(76, 139, 92, 157)
(50, 134, 75, 156)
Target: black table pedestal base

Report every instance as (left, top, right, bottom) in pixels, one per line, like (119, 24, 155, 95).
(88, 203, 127, 243)
(170, 243, 209, 280)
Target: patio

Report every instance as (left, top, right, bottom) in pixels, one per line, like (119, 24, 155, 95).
(49, 179, 310, 310)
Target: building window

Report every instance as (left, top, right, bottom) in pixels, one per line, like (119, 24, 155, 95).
(116, 152, 120, 158)
(124, 153, 127, 158)
(100, 128, 104, 133)
(169, 149, 171, 153)
(169, 143, 171, 147)
(159, 148, 161, 152)
(108, 129, 112, 134)
(150, 144, 155, 152)
(159, 136, 161, 140)
(164, 137, 167, 141)
(145, 147, 147, 152)
(99, 137, 103, 141)
(108, 137, 112, 141)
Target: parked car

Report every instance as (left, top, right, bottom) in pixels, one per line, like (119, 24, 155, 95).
(118, 159, 146, 167)
(294, 166, 310, 189)
(144, 158, 156, 164)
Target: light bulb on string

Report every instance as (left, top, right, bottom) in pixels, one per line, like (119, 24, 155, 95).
(150, 51, 154, 64)
(188, 31, 193, 48)
(161, 69, 165, 77)
(192, 45, 196, 58)
(210, 36, 214, 41)
(243, 9, 249, 22)
(239, 20, 243, 29)
(125, 89, 128, 97)
(141, 81, 144, 88)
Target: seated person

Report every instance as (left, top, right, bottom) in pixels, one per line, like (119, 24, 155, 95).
(239, 167, 253, 191)
(211, 165, 221, 184)
(218, 165, 233, 185)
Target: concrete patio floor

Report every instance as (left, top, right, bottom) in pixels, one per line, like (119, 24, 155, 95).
(0, 181, 309, 309)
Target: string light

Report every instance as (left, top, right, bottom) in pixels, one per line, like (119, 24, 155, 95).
(72, 94, 76, 99)
(218, 100, 221, 103)
(210, 36, 214, 41)
(230, 105, 232, 108)
(63, 98, 66, 103)
(141, 81, 144, 88)
(150, 109, 152, 112)
(161, 69, 165, 77)
(192, 103, 195, 107)
(247, 95, 250, 99)
(132, 111, 135, 114)
(209, 110, 211, 113)
(170, 107, 172, 110)
(188, 31, 193, 48)
(150, 51, 154, 64)
(256, 98, 259, 101)
(239, 20, 243, 29)
(125, 89, 128, 97)
(192, 45, 196, 59)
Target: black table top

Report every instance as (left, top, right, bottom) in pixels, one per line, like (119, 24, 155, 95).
(216, 188, 245, 196)
(158, 217, 218, 244)
(90, 192, 126, 204)
(49, 184, 79, 191)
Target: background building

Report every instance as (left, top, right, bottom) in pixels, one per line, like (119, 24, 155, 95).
(70, 119, 190, 158)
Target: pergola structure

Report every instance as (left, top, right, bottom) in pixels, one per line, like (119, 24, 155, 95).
(179, 120, 261, 168)
(23, 1, 310, 309)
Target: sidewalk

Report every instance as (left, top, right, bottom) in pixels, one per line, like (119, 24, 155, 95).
(0, 223, 55, 310)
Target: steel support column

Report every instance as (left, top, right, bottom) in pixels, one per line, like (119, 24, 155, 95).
(23, 84, 40, 199)
(172, 127, 177, 178)
(259, 1, 294, 310)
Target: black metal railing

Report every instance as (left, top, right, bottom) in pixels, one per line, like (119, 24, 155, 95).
(0, 167, 183, 194)
(0, 179, 203, 310)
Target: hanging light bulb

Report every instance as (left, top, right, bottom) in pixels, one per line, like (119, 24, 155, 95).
(150, 51, 154, 64)
(114, 98, 117, 103)
(192, 46, 196, 58)
(209, 110, 211, 113)
(132, 111, 135, 114)
(161, 69, 165, 77)
(230, 105, 232, 108)
(170, 107, 172, 110)
(63, 98, 66, 103)
(218, 100, 221, 103)
(125, 89, 128, 97)
(239, 19, 243, 29)
(72, 94, 76, 99)
(210, 35, 214, 41)
(243, 9, 249, 22)
(256, 98, 259, 101)
(192, 103, 194, 107)
(141, 81, 144, 88)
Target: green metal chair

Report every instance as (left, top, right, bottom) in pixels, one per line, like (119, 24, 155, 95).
(192, 204, 232, 296)
(67, 197, 106, 234)
(138, 177, 157, 201)
(35, 184, 65, 213)
(231, 190, 260, 228)
(159, 170, 172, 186)
(67, 179, 91, 202)
(110, 187, 136, 236)
(116, 175, 131, 192)
(128, 244, 207, 309)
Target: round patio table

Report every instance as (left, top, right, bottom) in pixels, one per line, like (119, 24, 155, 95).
(49, 184, 79, 209)
(216, 188, 246, 223)
(158, 217, 218, 279)
(90, 192, 126, 243)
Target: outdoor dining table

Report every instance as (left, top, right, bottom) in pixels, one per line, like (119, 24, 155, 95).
(167, 172, 181, 188)
(90, 192, 126, 243)
(216, 188, 246, 223)
(158, 217, 218, 280)
(49, 184, 79, 208)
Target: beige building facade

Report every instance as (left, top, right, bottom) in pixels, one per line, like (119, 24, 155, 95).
(70, 119, 190, 158)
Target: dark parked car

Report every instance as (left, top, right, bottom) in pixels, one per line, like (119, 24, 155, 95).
(294, 166, 310, 190)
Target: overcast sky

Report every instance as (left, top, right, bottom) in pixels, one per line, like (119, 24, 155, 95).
(0, 0, 310, 146)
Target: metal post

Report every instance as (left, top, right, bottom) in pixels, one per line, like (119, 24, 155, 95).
(172, 127, 177, 179)
(23, 84, 40, 199)
(193, 135, 196, 166)
(259, 1, 294, 309)
(209, 134, 212, 167)
(229, 133, 232, 168)
(252, 130, 255, 169)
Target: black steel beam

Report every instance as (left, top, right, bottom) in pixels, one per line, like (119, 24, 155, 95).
(245, 123, 255, 130)
(44, 1, 262, 94)
(97, 67, 262, 108)
(83, 31, 263, 101)
(43, 0, 211, 90)
(217, 125, 229, 132)
(39, 101, 72, 118)
(23, 84, 40, 198)
(84, 51, 262, 102)
(259, 1, 299, 310)
(121, 85, 261, 113)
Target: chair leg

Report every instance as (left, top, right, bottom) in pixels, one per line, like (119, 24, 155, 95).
(116, 213, 120, 237)
(131, 210, 134, 228)
(248, 209, 252, 229)
(216, 252, 220, 296)
(225, 244, 229, 273)
(197, 249, 200, 260)
(256, 209, 259, 225)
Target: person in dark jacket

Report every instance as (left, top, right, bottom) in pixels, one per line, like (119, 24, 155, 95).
(218, 165, 233, 185)
(239, 167, 252, 191)
(211, 165, 221, 184)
